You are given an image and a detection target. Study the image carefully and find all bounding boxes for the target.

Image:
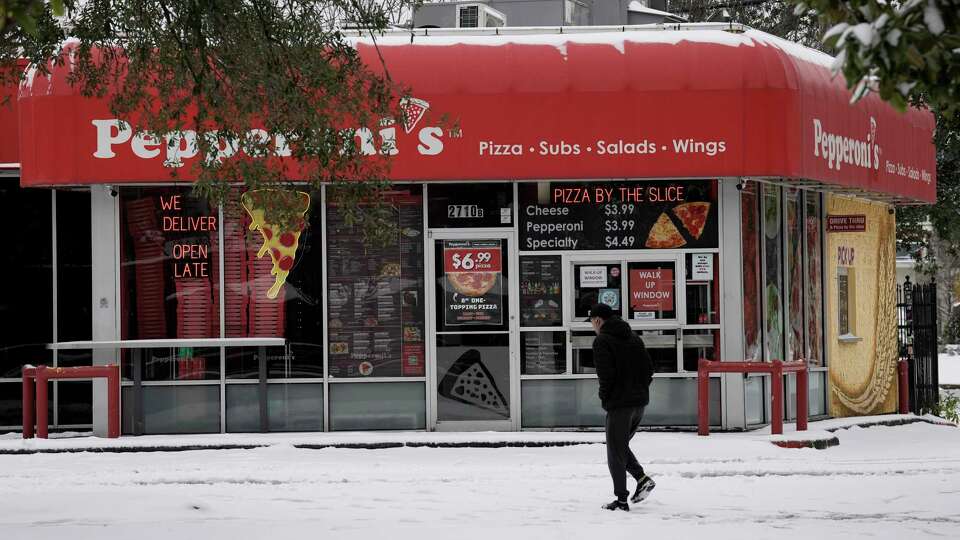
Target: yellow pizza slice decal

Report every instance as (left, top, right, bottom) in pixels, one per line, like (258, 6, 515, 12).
(240, 190, 310, 299)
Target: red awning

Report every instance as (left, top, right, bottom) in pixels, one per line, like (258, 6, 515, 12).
(16, 26, 937, 203)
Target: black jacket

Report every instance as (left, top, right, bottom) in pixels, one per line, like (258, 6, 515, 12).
(593, 317, 654, 411)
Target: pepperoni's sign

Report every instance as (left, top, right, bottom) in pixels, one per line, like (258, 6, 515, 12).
(89, 97, 446, 168)
(812, 117, 880, 172)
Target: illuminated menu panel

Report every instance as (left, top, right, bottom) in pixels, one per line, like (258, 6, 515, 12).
(326, 187, 426, 378)
(518, 180, 718, 251)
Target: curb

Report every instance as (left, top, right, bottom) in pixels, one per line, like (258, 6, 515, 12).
(1, 440, 600, 455)
(0, 444, 266, 456)
(295, 441, 597, 450)
(769, 415, 956, 450)
(771, 437, 839, 450)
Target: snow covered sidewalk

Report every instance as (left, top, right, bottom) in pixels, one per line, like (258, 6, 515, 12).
(0, 413, 950, 454)
(1, 418, 958, 539)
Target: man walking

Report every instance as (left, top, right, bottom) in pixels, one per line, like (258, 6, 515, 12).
(588, 303, 656, 511)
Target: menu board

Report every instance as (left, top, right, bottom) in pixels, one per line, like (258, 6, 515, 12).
(442, 240, 504, 326)
(519, 256, 562, 327)
(519, 180, 717, 251)
(521, 332, 566, 375)
(326, 189, 425, 378)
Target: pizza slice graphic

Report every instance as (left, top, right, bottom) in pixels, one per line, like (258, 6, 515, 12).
(240, 189, 311, 299)
(447, 272, 497, 297)
(645, 213, 687, 249)
(438, 349, 509, 417)
(399, 97, 429, 134)
(672, 202, 711, 240)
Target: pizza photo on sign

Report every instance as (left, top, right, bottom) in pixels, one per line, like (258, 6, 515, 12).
(438, 349, 509, 417)
(645, 213, 687, 248)
(672, 201, 711, 240)
(241, 189, 311, 299)
(399, 97, 430, 134)
(447, 272, 498, 297)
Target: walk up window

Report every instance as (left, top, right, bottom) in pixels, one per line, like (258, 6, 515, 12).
(515, 179, 721, 427)
(837, 246, 857, 339)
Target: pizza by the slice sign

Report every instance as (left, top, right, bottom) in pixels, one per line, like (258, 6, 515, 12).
(672, 202, 711, 240)
(645, 213, 687, 249)
(438, 349, 509, 417)
(399, 97, 430, 134)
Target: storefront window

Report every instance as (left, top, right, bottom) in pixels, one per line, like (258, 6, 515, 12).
(740, 182, 762, 361)
(132, 346, 221, 381)
(682, 329, 719, 372)
(786, 188, 803, 361)
(685, 253, 718, 324)
(519, 255, 562, 327)
(436, 333, 510, 421)
(218, 188, 323, 378)
(327, 186, 425, 378)
(56, 191, 93, 371)
(521, 331, 566, 375)
(627, 261, 677, 321)
(762, 184, 784, 362)
(575, 329, 678, 374)
(120, 188, 220, 341)
(427, 183, 513, 228)
(0, 183, 53, 382)
(804, 192, 824, 365)
(573, 263, 621, 319)
(642, 329, 678, 373)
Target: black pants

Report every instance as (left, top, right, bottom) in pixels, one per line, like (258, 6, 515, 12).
(605, 406, 646, 500)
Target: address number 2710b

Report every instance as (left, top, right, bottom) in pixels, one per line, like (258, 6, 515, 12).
(448, 204, 484, 218)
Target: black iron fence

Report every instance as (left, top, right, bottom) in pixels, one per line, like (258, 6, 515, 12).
(896, 278, 939, 413)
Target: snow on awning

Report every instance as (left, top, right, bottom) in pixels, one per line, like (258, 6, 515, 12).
(16, 24, 936, 203)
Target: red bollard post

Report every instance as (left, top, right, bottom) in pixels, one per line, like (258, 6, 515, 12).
(107, 364, 120, 438)
(796, 364, 808, 432)
(35, 365, 49, 439)
(698, 359, 710, 436)
(21, 366, 35, 439)
(771, 361, 783, 436)
(898, 360, 910, 414)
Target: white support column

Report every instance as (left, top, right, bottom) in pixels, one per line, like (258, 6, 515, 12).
(719, 178, 747, 430)
(91, 185, 119, 437)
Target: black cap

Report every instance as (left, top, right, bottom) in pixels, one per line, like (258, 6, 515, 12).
(585, 303, 615, 322)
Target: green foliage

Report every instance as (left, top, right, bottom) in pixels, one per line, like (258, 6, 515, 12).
(945, 306, 960, 344)
(2, 0, 422, 246)
(927, 392, 960, 424)
(1, 0, 64, 36)
(669, 0, 827, 49)
(792, 0, 959, 116)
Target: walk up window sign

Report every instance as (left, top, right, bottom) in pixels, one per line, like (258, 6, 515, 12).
(518, 180, 718, 251)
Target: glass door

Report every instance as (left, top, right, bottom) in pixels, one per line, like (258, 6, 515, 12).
(429, 232, 517, 430)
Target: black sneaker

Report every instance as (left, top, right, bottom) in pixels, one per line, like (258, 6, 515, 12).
(631, 475, 656, 504)
(603, 499, 630, 511)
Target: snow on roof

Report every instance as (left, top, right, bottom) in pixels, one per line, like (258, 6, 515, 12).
(347, 23, 836, 69)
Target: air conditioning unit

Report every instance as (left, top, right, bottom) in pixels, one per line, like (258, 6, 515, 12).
(457, 4, 506, 28)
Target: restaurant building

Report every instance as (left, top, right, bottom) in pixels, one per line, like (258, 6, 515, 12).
(0, 24, 936, 435)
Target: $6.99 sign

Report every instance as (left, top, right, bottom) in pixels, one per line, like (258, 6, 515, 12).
(443, 243, 502, 273)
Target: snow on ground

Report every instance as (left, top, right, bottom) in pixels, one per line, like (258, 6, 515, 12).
(1, 421, 959, 539)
